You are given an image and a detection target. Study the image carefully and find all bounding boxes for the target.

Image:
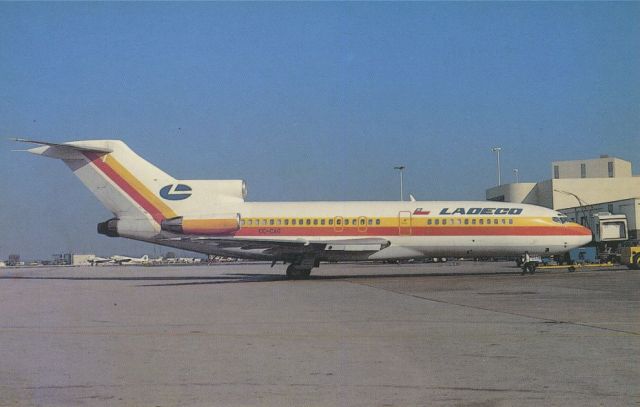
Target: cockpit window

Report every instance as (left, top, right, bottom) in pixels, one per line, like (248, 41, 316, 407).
(552, 216, 569, 224)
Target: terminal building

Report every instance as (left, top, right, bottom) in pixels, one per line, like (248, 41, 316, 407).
(486, 155, 640, 240)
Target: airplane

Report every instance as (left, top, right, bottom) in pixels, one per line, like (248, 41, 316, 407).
(87, 255, 114, 266)
(110, 254, 150, 265)
(15, 139, 592, 278)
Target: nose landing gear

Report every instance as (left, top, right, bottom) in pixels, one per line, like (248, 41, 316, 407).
(520, 252, 539, 275)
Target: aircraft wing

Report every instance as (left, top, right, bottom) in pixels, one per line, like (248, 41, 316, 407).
(161, 236, 390, 256)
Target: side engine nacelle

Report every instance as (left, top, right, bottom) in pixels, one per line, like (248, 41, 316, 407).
(161, 214, 240, 235)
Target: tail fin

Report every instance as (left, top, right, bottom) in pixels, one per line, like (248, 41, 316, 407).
(17, 139, 178, 224)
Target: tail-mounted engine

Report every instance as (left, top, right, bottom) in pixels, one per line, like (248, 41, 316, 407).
(161, 214, 240, 236)
(97, 218, 119, 237)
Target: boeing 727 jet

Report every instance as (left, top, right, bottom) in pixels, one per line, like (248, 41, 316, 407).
(16, 139, 592, 278)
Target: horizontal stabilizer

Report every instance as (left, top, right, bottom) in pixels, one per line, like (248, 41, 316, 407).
(12, 138, 113, 154)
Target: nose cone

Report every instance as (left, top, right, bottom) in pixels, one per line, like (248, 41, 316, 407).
(571, 223, 593, 247)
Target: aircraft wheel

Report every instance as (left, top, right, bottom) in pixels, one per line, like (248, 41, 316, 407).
(286, 265, 312, 280)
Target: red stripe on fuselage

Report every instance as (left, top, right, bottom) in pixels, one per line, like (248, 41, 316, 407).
(83, 152, 165, 223)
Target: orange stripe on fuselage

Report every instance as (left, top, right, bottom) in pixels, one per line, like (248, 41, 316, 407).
(235, 225, 590, 237)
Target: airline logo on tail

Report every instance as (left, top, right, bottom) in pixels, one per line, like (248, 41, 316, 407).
(159, 184, 192, 200)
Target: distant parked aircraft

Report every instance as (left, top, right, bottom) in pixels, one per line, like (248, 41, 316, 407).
(17, 139, 592, 278)
(87, 255, 113, 266)
(110, 254, 150, 265)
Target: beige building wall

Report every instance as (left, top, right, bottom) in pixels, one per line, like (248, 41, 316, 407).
(551, 157, 632, 179)
(487, 177, 640, 210)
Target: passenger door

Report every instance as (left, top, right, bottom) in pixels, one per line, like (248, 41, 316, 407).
(398, 211, 412, 235)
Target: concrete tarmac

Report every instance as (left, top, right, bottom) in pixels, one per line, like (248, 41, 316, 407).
(0, 261, 638, 406)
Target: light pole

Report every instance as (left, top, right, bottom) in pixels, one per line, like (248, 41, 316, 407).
(491, 147, 502, 186)
(394, 166, 405, 201)
(513, 168, 519, 183)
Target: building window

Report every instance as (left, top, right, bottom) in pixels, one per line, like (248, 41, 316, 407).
(581, 163, 586, 178)
(608, 161, 614, 177)
(554, 165, 559, 179)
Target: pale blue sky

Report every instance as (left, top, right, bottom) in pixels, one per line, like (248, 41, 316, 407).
(1, 2, 639, 259)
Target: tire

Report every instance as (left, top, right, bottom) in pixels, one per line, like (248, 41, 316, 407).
(632, 254, 640, 270)
(524, 263, 536, 274)
(286, 265, 312, 279)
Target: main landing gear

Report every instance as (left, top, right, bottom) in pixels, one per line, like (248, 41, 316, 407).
(285, 254, 318, 280)
(286, 264, 312, 279)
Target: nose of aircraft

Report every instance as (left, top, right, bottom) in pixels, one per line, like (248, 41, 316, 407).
(572, 223, 593, 247)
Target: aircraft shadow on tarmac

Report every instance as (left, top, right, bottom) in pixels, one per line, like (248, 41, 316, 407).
(0, 270, 524, 287)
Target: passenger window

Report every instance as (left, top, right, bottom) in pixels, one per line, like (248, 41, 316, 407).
(427, 219, 432, 225)
(376, 219, 381, 225)
(352, 218, 357, 225)
(320, 219, 325, 225)
(368, 219, 372, 225)
(457, 219, 462, 225)
(269, 219, 274, 225)
(501, 219, 506, 224)
(471, 219, 476, 225)
(240, 220, 245, 226)
(299, 219, 303, 225)
(360, 219, 365, 225)
(464, 219, 469, 225)
(306, 219, 311, 225)
(284, 219, 289, 225)
(435, 219, 440, 225)
(443, 219, 447, 225)
(508, 219, 513, 224)
(479, 219, 483, 225)
(313, 219, 318, 225)
(329, 219, 334, 225)
(494, 219, 498, 225)
(345, 219, 349, 225)
(277, 219, 281, 225)
(292, 219, 297, 225)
